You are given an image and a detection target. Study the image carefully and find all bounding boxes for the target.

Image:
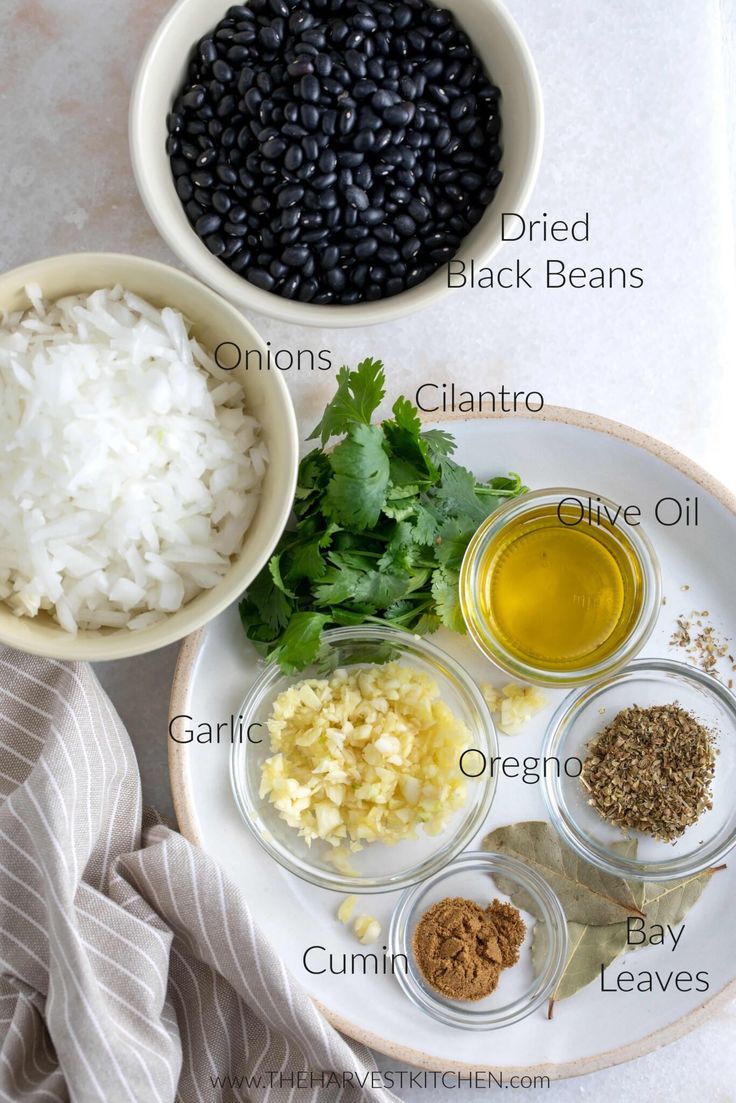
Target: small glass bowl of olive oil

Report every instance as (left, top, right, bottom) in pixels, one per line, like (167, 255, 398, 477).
(460, 489, 661, 686)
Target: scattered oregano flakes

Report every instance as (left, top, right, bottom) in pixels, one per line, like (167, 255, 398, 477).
(670, 609, 732, 682)
(580, 704, 716, 842)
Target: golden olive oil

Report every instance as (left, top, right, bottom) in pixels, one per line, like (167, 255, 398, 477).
(473, 502, 644, 673)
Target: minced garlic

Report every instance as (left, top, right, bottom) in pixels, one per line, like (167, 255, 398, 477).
(259, 662, 470, 849)
(354, 915, 381, 944)
(337, 896, 358, 925)
(481, 682, 547, 735)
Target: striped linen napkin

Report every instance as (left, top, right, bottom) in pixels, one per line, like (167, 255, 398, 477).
(0, 647, 401, 1103)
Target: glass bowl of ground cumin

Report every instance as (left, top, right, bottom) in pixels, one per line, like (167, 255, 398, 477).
(389, 851, 567, 1028)
(543, 658, 736, 882)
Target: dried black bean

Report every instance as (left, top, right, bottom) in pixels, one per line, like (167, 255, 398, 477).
(282, 245, 310, 267)
(284, 144, 303, 171)
(259, 25, 281, 51)
(319, 149, 337, 173)
(297, 278, 318, 301)
(315, 54, 332, 77)
(182, 87, 206, 110)
(344, 49, 367, 78)
(288, 57, 314, 78)
(354, 237, 378, 259)
(339, 107, 356, 135)
(281, 273, 301, 298)
(338, 150, 365, 167)
(204, 233, 226, 255)
(299, 74, 320, 103)
(262, 137, 286, 159)
(190, 169, 214, 188)
(321, 245, 340, 269)
(353, 129, 375, 152)
(312, 172, 337, 190)
(302, 136, 319, 161)
(326, 267, 347, 292)
(248, 267, 275, 290)
(223, 220, 249, 237)
(278, 183, 304, 207)
(360, 207, 384, 226)
(300, 104, 319, 130)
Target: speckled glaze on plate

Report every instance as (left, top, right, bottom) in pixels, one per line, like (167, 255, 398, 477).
(169, 407, 736, 1078)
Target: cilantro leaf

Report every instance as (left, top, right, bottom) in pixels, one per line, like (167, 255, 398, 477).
(377, 521, 416, 572)
(308, 359, 385, 444)
(426, 458, 491, 526)
(293, 449, 332, 519)
(268, 612, 329, 674)
(283, 536, 328, 584)
(328, 607, 368, 626)
(352, 568, 414, 611)
(269, 554, 293, 597)
(383, 396, 437, 489)
(434, 518, 476, 571)
(411, 503, 439, 544)
(432, 567, 466, 634)
(383, 486, 420, 521)
(313, 566, 363, 605)
(324, 423, 390, 530)
(414, 611, 443, 635)
(422, 428, 457, 462)
(241, 564, 293, 633)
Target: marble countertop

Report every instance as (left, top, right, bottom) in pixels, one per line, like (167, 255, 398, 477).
(3, 0, 736, 1097)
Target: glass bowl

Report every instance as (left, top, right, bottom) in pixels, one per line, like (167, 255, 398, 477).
(230, 626, 498, 893)
(459, 487, 662, 687)
(543, 658, 736, 881)
(389, 852, 568, 1029)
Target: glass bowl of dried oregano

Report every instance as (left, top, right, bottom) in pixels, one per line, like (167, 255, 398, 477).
(543, 658, 736, 882)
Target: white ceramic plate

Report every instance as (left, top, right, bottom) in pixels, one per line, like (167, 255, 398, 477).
(169, 408, 736, 1078)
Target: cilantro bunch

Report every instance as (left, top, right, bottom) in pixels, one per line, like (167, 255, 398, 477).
(240, 360, 526, 672)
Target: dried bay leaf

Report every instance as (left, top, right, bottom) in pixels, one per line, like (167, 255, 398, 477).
(528, 831, 725, 1014)
(483, 821, 643, 925)
(533, 920, 629, 1018)
(611, 837, 646, 910)
(626, 865, 724, 950)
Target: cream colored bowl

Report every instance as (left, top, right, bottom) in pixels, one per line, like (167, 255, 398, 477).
(129, 0, 543, 328)
(0, 253, 298, 661)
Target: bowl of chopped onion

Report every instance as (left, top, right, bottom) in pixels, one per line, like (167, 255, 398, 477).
(0, 252, 298, 660)
(230, 625, 498, 893)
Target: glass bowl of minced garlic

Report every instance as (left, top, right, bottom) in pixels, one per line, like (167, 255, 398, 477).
(230, 625, 498, 893)
(543, 657, 736, 881)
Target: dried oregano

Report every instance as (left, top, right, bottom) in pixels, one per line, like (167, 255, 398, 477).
(580, 704, 716, 842)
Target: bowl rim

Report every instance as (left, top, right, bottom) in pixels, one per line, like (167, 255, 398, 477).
(128, 0, 544, 329)
(542, 656, 736, 881)
(459, 486, 663, 687)
(229, 624, 499, 893)
(0, 250, 299, 661)
(388, 850, 569, 1029)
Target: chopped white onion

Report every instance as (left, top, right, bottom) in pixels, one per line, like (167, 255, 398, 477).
(0, 285, 268, 633)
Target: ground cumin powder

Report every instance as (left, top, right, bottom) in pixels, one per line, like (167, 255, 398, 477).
(412, 897, 526, 1001)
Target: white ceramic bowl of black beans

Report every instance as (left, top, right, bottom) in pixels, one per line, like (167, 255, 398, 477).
(130, 0, 543, 328)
